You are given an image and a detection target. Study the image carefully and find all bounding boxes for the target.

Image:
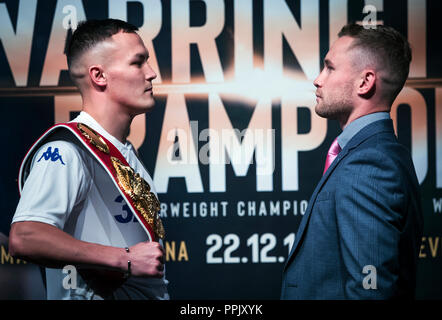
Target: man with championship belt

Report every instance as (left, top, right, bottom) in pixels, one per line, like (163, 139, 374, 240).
(9, 19, 168, 300)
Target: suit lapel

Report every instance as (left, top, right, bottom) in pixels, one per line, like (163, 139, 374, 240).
(283, 147, 350, 270)
(283, 119, 394, 271)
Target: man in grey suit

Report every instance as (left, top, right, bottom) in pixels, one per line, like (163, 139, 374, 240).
(281, 23, 423, 299)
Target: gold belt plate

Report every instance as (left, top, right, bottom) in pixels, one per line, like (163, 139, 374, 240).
(77, 123, 110, 154)
(111, 156, 165, 239)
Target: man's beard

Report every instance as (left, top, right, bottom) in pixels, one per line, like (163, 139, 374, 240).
(315, 99, 352, 120)
(315, 89, 353, 122)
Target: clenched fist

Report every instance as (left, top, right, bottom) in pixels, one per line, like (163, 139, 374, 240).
(127, 241, 165, 278)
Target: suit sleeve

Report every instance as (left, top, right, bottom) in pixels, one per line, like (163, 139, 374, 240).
(335, 147, 406, 299)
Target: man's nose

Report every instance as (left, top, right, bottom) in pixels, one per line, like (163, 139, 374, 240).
(313, 73, 322, 88)
(145, 64, 157, 81)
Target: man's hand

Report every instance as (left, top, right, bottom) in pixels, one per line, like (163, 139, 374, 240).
(9, 222, 166, 279)
(127, 241, 165, 278)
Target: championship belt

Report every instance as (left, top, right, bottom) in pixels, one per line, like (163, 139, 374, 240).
(18, 122, 165, 242)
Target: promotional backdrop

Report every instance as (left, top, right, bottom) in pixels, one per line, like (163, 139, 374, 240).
(0, 0, 441, 299)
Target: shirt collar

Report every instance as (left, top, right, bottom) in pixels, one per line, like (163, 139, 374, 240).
(337, 112, 390, 150)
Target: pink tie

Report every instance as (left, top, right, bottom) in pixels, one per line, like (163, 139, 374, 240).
(323, 137, 341, 175)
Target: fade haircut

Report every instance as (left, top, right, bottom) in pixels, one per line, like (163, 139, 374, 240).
(338, 23, 412, 105)
(66, 19, 138, 70)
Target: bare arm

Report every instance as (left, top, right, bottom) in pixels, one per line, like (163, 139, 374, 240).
(9, 221, 164, 278)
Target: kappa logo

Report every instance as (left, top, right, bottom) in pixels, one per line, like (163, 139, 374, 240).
(37, 146, 66, 165)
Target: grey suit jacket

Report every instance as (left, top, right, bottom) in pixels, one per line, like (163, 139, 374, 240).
(281, 119, 423, 299)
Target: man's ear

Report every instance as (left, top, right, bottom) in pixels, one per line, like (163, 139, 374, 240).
(357, 69, 376, 96)
(89, 65, 107, 88)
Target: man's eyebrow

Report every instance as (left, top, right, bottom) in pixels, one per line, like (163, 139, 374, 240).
(133, 52, 149, 61)
(324, 59, 334, 67)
